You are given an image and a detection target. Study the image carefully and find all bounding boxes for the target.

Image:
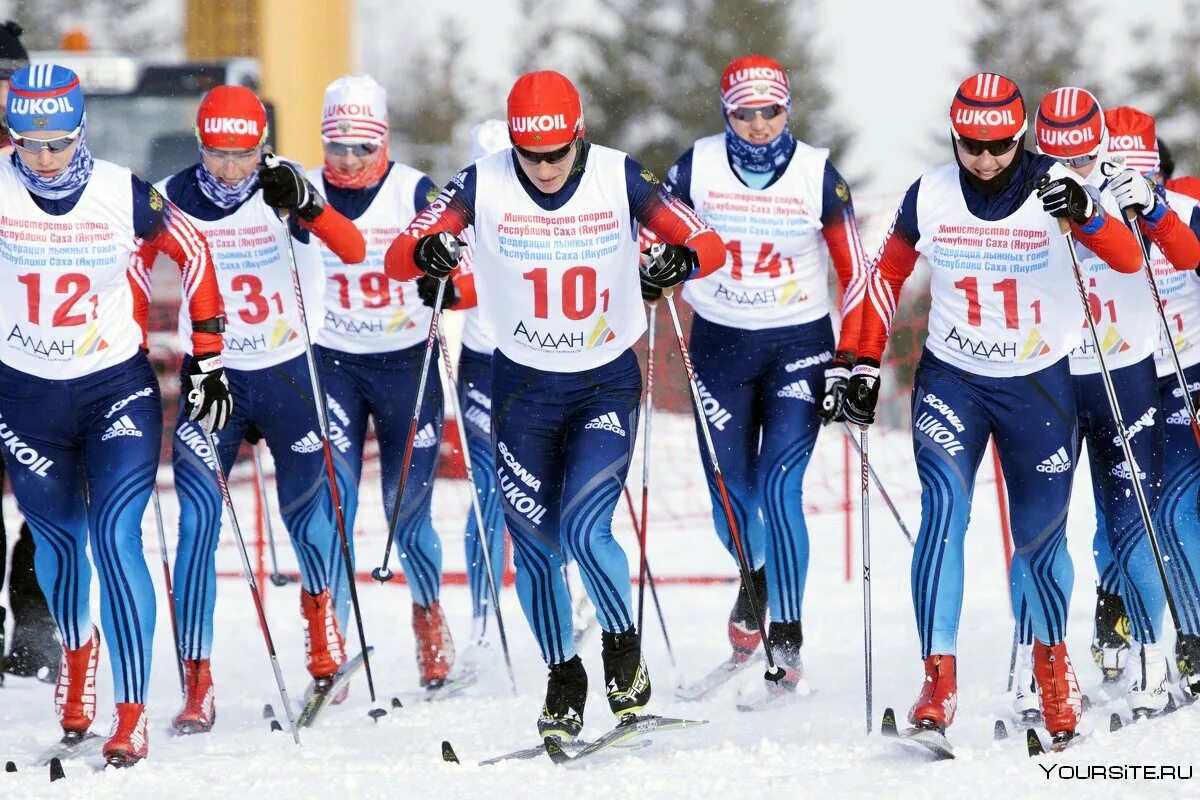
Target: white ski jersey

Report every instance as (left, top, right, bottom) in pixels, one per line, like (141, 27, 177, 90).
(308, 164, 433, 354)
(160, 179, 319, 370)
(913, 161, 1084, 377)
(471, 144, 644, 372)
(1067, 161, 1159, 375)
(682, 134, 836, 329)
(458, 231, 494, 355)
(1149, 189, 1200, 377)
(0, 159, 145, 379)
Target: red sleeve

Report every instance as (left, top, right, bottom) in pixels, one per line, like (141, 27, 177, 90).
(821, 206, 870, 359)
(637, 194, 725, 276)
(129, 241, 156, 350)
(145, 202, 225, 355)
(301, 204, 366, 265)
(1166, 177, 1200, 202)
(1140, 207, 1200, 272)
(1071, 213, 1142, 274)
(856, 227, 920, 363)
(384, 194, 472, 283)
(453, 271, 478, 310)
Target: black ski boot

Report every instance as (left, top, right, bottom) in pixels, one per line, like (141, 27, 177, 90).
(767, 620, 804, 690)
(1176, 634, 1200, 698)
(538, 655, 587, 741)
(1090, 586, 1131, 684)
(601, 627, 651, 718)
(728, 566, 767, 662)
(5, 525, 59, 682)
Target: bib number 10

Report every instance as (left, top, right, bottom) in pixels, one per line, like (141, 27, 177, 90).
(523, 266, 609, 320)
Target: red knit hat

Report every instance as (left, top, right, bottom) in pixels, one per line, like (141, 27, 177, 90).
(720, 54, 790, 110)
(1035, 87, 1105, 159)
(950, 72, 1026, 141)
(507, 71, 583, 148)
(196, 85, 268, 150)
(1105, 106, 1159, 175)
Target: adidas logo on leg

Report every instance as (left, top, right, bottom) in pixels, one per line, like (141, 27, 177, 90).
(584, 412, 627, 436)
(291, 431, 322, 453)
(413, 423, 438, 449)
(776, 380, 815, 402)
(1037, 447, 1072, 473)
(102, 415, 143, 441)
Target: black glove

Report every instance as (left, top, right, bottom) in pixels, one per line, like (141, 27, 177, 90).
(639, 242, 698, 289)
(841, 359, 881, 428)
(816, 354, 852, 425)
(414, 232, 465, 279)
(1037, 176, 1094, 224)
(416, 273, 460, 309)
(258, 155, 324, 221)
(184, 353, 233, 434)
(640, 270, 663, 303)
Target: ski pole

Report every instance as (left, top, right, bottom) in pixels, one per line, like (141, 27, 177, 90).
(664, 292, 783, 681)
(251, 441, 295, 587)
(621, 486, 677, 670)
(371, 270, 451, 583)
(151, 486, 185, 694)
(273, 197, 378, 709)
(1048, 198, 1188, 645)
(637, 302, 656, 635)
(199, 423, 300, 745)
(860, 427, 874, 736)
(437, 329, 517, 694)
(841, 422, 915, 546)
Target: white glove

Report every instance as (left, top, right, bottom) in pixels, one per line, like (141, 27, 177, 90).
(1108, 168, 1158, 216)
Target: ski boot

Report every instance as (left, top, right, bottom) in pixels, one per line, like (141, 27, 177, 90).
(55, 626, 99, 740)
(302, 588, 346, 680)
(1033, 640, 1082, 747)
(1127, 641, 1171, 718)
(103, 703, 148, 767)
(413, 601, 455, 688)
(728, 567, 767, 663)
(1176, 634, 1200, 699)
(537, 655, 587, 741)
(172, 659, 215, 734)
(908, 654, 956, 732)
(737, 620, 804, 711)
(601, 627, 651, 718)
(1011, 643, 1041, 726)
(1090, 587, 1131, 685)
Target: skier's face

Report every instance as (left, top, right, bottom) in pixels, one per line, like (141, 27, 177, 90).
(727, 103, 788, 145)
(514, 137, 578, 194)
(955, 138, 1019, 183)
(323, 140, 384, 175)
(12, 129, 78, 177)
(201, 145, 261, 185)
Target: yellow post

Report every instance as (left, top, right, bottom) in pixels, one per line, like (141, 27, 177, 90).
(187, 0, 353, 168)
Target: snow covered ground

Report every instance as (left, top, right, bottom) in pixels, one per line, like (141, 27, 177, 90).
(1, 412, 1197, 798)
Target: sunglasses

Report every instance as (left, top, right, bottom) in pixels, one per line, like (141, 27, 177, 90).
(728, 104, 787, 123)
(322, 138, 383, 157)
(513, 137, 577, 165)
(954, 134, 1020, 158)
(200, 144, 261, 163)
(11, 126, 82, 154)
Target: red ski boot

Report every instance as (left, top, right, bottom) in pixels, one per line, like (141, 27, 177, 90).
(907, 654, 957, 731)
(413, 601, 455, 688)
(728, 567, 766, 663)
(1033, 640, 1082, 744)
(301, 589, 345, 681)
(103, 703, 148, 767)
(54, 626, 99, 738)
(172, 659, 215, 734)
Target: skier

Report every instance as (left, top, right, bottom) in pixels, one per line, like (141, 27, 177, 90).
(154, 84, 365, 733)
(305, 75, 456, 688)
(1010, 89, 1200, 720)
(415, 118, 511, 673)
(843, 73, 1142, 747)
(0, 64, 228, 765)
(0, 19, 60, 683)
(656, 53, 868, 705)
(386, 70, 725, 739)
(1091, 110, 1200, 699)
